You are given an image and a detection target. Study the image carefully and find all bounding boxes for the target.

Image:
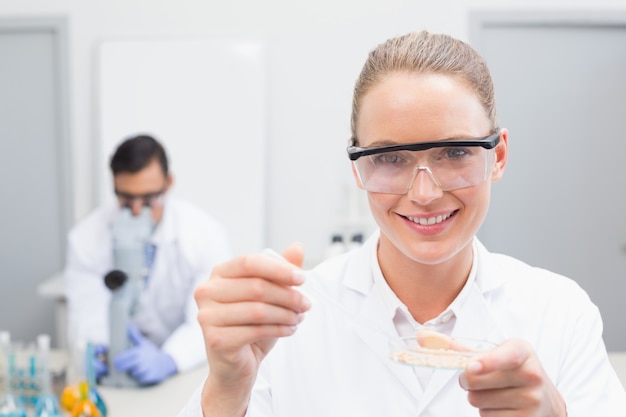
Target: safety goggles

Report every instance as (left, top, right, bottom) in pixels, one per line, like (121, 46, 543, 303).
(114, 188, 166, 209)
(347, 132, 500, 195)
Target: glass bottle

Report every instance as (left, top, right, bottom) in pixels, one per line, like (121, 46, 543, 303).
(324, 234, 347, 259)
(61, 342, 106, 417)
(83, 344, 106, 417)
(34, 334, 62, 417)
(0, 331, 26, 417)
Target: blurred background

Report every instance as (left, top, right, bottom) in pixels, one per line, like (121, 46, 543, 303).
(0, 0, 625, 352)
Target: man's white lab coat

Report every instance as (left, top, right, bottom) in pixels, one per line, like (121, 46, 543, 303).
(65, 196, 232, 372)
(178, 231, 626, 416)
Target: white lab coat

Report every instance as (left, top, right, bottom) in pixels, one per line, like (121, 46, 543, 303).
(178, 230, 626, 416)
(65, 196, 233, 372)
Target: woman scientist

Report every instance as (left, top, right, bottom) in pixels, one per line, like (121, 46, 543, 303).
(178, 31, 626, 415)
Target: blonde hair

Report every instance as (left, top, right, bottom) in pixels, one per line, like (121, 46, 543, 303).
(350, 31, 498, 142)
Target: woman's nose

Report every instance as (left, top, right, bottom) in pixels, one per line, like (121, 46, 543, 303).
(407, 167, 443, 204)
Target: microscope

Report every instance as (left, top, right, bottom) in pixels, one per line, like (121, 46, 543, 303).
(99, 207, 153, 388)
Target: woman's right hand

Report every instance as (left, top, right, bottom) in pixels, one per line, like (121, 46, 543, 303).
(194, 243, 310, 416)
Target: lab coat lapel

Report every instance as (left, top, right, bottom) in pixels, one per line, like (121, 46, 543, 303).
(451, 285, 506, 344)
(341, 234, 424, 403)
(352, 290, 425, 403)
(416, 281, 507, 414)
(452, 239, 508, 345)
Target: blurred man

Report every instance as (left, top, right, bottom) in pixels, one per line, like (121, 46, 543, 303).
(65, 134, 232, 385)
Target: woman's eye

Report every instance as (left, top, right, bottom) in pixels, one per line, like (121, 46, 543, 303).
(373, 152, 408, 165)
(442, 148, 469, 159)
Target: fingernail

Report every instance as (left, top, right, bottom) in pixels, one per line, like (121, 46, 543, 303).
(467, 360, 482, 374)
(458, 373, 469, 390)
(292, 270, 305, 284)
(295, 313, 306, 324)
(301, 296, 312, 311)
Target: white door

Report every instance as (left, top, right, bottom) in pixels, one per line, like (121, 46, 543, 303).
(0, 18, 71, 347)
(471, 12, 626, 350)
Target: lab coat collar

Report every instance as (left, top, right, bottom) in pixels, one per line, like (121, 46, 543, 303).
(471, 238, 506, 295)
(342, 229, 379, 295)
(340, 230, 507, 407)
(342, 230, 504, 296)
(452, 238, 508, 342)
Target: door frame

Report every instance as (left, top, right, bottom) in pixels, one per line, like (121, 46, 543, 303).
(470, 9, 626, 47)
(0, 16, 73, 236)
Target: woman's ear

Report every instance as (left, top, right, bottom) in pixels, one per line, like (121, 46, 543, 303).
(166, 173, 174, 191)
(491, 128, 509, 182)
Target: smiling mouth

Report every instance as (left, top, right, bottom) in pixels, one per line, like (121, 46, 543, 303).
(404, 210, 457, 226)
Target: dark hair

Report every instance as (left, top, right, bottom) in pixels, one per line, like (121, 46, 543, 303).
(109, 134, 169, 176)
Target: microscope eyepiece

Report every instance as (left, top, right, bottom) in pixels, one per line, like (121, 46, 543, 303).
(104, 270, 128, 291)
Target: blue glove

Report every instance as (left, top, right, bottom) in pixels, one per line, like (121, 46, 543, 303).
(93, 344, 109, 380)
(112, 323, 177, 385)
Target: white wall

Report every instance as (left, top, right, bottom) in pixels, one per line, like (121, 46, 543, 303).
(97, 39, 268, 256)
(1, 0, 625, 263)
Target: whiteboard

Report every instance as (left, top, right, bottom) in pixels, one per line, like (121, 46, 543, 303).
(97, 38, 267, 256)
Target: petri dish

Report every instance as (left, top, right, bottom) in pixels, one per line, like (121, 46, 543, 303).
(389, 334, 497, 370)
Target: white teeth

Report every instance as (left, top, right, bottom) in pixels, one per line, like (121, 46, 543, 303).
(407, 212, 452, 225)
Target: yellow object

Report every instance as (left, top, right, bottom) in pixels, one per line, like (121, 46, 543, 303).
(61, 384, 79, 412)
(71, 400, 102, 417)
(69, 381, 102, 417)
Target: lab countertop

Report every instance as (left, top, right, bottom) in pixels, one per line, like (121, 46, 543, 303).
(38, 271, 66, 299)
(611, 351, 626, 387)
(98, 365, 206, 416)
